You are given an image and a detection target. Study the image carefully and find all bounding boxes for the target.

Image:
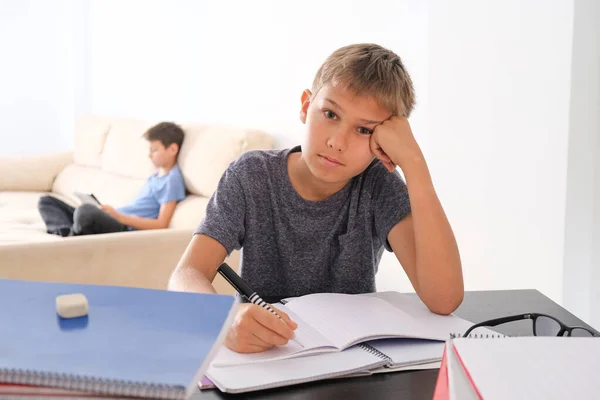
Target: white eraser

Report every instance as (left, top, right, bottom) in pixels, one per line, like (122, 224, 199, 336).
(56, 293, 89, 318)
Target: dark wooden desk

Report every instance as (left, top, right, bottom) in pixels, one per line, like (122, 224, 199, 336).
(193, 289, 598, 400)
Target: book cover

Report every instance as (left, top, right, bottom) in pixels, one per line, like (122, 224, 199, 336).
(0, 279, 236, 399)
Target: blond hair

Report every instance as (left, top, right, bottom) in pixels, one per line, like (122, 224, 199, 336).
(311, 43, 415, 117)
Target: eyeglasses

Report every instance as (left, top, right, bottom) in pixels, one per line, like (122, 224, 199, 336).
(463, 313, 598, 337)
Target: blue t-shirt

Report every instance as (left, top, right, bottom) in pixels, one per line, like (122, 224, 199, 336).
(117, 164, 186, 219)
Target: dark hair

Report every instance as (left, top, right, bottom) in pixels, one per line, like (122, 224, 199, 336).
(143, 122, 185, 155)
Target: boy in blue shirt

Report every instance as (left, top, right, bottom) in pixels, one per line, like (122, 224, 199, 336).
(169, 44, 464, 354)
(38, 122, 186, 236)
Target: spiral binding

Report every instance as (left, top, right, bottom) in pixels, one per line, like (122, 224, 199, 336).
(450, 332, 512, 339)
(0, 369, 185, 399)
(357, 343, 393, 363)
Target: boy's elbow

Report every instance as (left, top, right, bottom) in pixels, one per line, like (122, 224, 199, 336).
(159, 220, 170, 229)
(135, 220, 169, 230)
(426, 290, 464, 315)
(155, 216, 172, 229)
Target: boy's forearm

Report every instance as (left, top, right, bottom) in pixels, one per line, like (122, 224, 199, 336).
(403, 159, 464, 314)
(168, 265, 218, 294)
(119, 214, 167, 230)
(168, 234, 228, 294)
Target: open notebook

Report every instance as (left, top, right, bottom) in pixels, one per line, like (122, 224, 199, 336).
(204, 291, 476, 393)
(212, 291, 474, 367)
(434, 336, 600, 400)
(206, 338, 445, 393)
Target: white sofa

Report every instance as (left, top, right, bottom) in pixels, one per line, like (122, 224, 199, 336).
(0, 116, 275, 294)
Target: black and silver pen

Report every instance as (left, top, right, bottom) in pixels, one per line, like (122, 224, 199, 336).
(216, 263, 302, 346)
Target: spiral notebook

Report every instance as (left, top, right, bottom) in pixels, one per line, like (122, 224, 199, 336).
(204, 291, 476, 394)
(434, 336, 600, 400)
(206, 339, 444, 394)
(0, 279, 237, 400)
(211, 291, 475, 367)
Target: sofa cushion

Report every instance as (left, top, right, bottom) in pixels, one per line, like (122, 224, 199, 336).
(169, 195, 209, 229)
(100, 118, 157, 180)
(178, 124, 275, 197)
(74, 116, 112, 168)
(0, 192, 62, 244)
(0, 152, 73, 192)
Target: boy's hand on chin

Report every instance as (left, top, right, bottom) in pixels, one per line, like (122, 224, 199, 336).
(370, 116, 424, 173)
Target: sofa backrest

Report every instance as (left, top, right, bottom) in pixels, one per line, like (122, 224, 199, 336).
(52, 116, 275, 229)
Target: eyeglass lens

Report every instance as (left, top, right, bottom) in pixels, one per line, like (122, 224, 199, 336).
(534, 316, 594, 337)
(570, 327, 594, 337)
(534, 316, 562, 336)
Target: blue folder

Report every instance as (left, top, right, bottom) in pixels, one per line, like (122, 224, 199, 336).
(0, 279, 236, 399)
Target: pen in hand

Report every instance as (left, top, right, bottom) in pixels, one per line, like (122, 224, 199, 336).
(217, 263, 303, 348)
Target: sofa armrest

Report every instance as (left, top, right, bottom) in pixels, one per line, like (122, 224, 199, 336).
(0, 152, 73, 191)
(0, 228, 240, 295)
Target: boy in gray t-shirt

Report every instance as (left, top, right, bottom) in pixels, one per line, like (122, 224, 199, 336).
(170, 44, 464, 354)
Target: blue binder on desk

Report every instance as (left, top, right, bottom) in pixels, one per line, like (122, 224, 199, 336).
(0, 279, 236, 399)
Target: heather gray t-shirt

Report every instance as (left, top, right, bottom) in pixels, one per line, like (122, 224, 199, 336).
(195, 146, 411, 299)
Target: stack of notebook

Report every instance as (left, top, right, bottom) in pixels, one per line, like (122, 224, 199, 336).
(204, 291, 476, 393)
(433, 336, 600, 399)
(0, 279, 236, 399)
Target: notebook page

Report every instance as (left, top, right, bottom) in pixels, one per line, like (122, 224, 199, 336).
(206, 345, 387, 394)
(364, 292, 475, 337)
(285, 293, 452, 348)
(452, 337, 600, 400)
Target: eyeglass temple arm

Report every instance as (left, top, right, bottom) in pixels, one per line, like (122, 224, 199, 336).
(464, 314, 531, 336)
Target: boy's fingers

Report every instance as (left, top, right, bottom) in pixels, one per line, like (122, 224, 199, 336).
(251, 305, 295, 340)
(239, 344, 270, 354)
(271, 306, 298, 329)
(226, 332, 271, 353)
(241, 326, 274, 348)
(376, 153, 395, 172)
(369, 130, 398, 172)
(379, 151, 393, 166)
(378, 152, 391, 163)
(370, 141, 391, 164)
(248, 333, 273, 349)
(246, 314, 290, 346)
(369, 137, 381, 157)
(383, 160, 396, 172)
(373, 146, 396, 172)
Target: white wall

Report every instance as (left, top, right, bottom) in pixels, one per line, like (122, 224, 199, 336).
(87, 0, 429, 147)
(0, 0, 83, 156)
(563, 0, 600, 326)
(427, 0, 574, 304)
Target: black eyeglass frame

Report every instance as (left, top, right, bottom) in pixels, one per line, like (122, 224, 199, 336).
(464, 312, 598, 337)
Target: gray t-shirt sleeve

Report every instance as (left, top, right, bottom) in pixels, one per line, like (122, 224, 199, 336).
(373, 168, 412, 251)
(194, 167, 245, 255)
